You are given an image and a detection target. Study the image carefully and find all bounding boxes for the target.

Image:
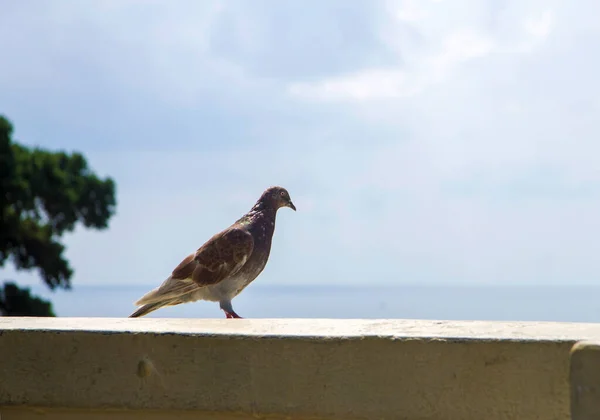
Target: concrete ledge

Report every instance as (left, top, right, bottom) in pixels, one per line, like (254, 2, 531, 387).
(570, 341, 600, 420)
(3, 318, 600, 419)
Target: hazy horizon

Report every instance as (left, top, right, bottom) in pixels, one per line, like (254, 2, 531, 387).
(18, 283, 600, 323)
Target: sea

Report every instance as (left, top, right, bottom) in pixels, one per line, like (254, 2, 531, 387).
(23, 284, 600, 323)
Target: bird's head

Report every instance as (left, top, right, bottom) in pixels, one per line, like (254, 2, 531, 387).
(261, 186, 296, 211)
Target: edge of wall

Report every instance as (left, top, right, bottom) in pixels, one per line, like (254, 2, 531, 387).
(3, 317, 600, 420)
(571, 340, 600, 420)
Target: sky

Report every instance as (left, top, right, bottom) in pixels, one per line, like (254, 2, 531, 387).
(1, 0, 600, 289)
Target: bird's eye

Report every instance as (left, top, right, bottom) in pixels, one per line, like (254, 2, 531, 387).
(280, 191, 285, 196)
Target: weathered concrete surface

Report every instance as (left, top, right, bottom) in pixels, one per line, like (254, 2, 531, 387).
(0, 407, 259, 420)
(570, 340, 600, 420)
(2, 318, 600, 420)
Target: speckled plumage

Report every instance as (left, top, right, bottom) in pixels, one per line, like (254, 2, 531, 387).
(129, 186, 296, 318)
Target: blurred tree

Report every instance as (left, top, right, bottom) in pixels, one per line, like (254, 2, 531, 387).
(0, 281, 56, 316)
(0, 115, 116, 316)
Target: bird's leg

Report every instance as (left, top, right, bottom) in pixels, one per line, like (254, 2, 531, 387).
(230, 310, 243, 319)
(220, 301, 244, 319)
(223, 309, 243, 319)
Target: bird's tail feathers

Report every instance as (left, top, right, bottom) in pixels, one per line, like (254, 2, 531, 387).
(129, 300, 173, 318)
(134, 276, 198, 306)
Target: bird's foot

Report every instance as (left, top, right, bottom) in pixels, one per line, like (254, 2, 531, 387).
(224, 310, 244, 319)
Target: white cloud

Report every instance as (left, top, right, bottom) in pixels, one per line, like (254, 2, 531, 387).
(288, 2, 556, 102)
(429, 29, 494, 80)
(525, 10, 554, 39)
(391, 0, 431, 23)
(289, 69, 414, 100)
(287, 27, 495, 101)
(511, 9, 555, 53)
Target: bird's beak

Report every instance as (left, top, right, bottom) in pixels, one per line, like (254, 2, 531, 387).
(288, 200, 297, 211)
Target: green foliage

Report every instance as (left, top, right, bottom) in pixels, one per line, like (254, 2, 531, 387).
(0, 114, 117, 316)
(0, 281, 55, 316)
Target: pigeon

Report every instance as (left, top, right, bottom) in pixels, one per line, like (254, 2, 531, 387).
(129, 186, 296, 318)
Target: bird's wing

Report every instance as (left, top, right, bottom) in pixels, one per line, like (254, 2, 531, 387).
(133, 226, 254, 307)
(172, 226, 255, 287)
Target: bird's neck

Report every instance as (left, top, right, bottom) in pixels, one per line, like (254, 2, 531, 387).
(241, 200, 277, 224)
(249, 199, 275, 215)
